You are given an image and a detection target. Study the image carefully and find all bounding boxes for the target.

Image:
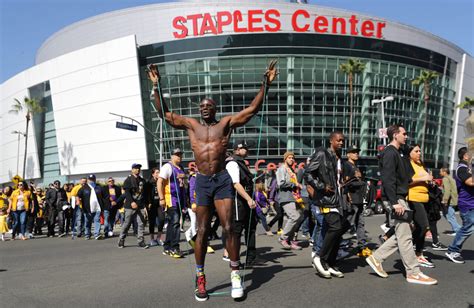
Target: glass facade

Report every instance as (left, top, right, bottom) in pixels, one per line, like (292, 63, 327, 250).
(139, 33, 457, 172)
(29, 81, 65, 184)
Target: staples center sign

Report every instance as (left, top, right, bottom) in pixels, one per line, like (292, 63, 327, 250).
(172, 9, 386, 39)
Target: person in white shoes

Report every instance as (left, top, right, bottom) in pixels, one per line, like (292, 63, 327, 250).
(406, 144, 436, 268)
(304, 132, 348, 279)
(366, 124, 437, 285)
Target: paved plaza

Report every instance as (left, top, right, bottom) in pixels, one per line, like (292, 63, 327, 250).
(1, 215, 472, 308)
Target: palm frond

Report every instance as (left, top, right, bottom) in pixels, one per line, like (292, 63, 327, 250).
(458, 96, 474, 109)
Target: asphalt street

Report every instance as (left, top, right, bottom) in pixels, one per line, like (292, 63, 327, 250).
(1, 214, 473, 308)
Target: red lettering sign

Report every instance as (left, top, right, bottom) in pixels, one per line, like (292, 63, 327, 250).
(292, 9, 310, 32)
(265, 9, 281, 32)
(171, 9, 387, 39)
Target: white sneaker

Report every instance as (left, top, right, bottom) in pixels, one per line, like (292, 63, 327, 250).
(230, 271, 244, 298)
(328, 267, 344, 278)
(108, 231, 113, 237)
(380, 224, 390, 234)
(312, 256, 331, 278)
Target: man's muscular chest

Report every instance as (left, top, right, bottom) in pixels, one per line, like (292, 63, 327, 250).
(191, 121, 231, 144)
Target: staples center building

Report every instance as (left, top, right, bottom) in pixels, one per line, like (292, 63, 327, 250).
(1, 0, 473, 184)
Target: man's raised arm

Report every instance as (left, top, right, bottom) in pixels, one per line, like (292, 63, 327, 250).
(229, 60, 278, 128)
(147, 64, 192, 130)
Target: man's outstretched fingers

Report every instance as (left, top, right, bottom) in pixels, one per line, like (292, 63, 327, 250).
(268, 59, 278, 70)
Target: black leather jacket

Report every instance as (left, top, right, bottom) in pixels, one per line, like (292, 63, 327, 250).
(304, 147, 340, 208)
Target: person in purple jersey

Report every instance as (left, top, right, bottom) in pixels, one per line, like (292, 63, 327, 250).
(446, 147, 474, 264)
(158, 147, 187, 258)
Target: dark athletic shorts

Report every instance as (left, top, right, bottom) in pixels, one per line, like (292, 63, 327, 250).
(195, 169, 235, 206)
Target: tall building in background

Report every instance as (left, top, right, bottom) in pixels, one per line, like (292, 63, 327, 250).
(1, 0, 473, 185)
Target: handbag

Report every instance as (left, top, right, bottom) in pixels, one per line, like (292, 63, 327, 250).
(261, 206, 269, 215)
(391, 209, 413, 223)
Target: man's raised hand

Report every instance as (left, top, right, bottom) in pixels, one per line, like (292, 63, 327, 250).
(264, 59, 278, 85)
(146, 64, 160, 85)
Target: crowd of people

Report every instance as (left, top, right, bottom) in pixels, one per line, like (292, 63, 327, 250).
(1, 60, 473, 302)
(1, 127, 472, 290)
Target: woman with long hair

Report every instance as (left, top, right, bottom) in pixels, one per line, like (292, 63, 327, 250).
(407, 144, 437, 267)
(8, 181, 32, 240)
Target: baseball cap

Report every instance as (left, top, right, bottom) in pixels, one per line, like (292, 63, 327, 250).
(87, 174, 96, 181)
(347, 145, 361, 153)
(171, 148, 183, 155)
(235, 141, 248, 150)
(131, 163, 142, 169)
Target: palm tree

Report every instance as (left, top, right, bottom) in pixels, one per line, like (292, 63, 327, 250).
(9, 97, 46, 178)
(459, 97, 474, 147)
(339, 58, 366, 146)
(412, 70, 439, 159)
(458, 96, 474, 113)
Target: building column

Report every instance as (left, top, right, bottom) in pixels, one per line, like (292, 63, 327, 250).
(360, 62, 372, 154)
(286, 57, 295, 151)
(203, 59, 211, 97)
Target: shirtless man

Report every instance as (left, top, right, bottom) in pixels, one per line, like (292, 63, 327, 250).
(147, 60, 277, 301)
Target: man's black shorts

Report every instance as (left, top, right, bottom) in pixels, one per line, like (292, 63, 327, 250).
(195, 170, 235, 206)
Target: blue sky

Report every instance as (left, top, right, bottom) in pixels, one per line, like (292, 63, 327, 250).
(1, 0, 473, 83)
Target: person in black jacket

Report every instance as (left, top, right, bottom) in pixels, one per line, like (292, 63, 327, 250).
(343, 145, 370, 254)
(304, 131, 349, 279)
(223, 141, 257, 268)
(146, 168, 165, 246)
(45, 180, 68, 237)
(77, 174, 105, 240)
(366, 124, 437, 285)
(117, 164, 149, 249)
(102, 177, 122, 238)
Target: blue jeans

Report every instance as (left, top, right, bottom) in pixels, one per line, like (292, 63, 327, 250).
(103, 210, 110, 234)
(448, 209, 474, 253)
(256, 211, 270, 231)
(12, 210, 27, 236)
(72, 207, 80, 235)
(84, 211, 101, 237)
(311, 204, 326, 255)
(444, 206, 461, 233)
(164, 207, 181, 251)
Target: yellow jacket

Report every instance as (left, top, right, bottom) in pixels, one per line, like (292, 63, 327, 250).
(10, 189, 32, 211)
(70, 184, 83, 209)
(0, 193, 8, 209)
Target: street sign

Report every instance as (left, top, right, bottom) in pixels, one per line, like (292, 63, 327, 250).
(378, 128, 387, 139)
(116, 122, 137, 131)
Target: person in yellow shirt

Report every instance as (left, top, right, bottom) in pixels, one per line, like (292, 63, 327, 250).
(34, 188, 46, 235)
(407, 144, 436, 268)
(71, 178, 86, 238)
(8, 181, 32, 240)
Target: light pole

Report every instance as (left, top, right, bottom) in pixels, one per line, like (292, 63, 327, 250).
(371, 96, 394, 145)
(11, 130, 26, 176)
